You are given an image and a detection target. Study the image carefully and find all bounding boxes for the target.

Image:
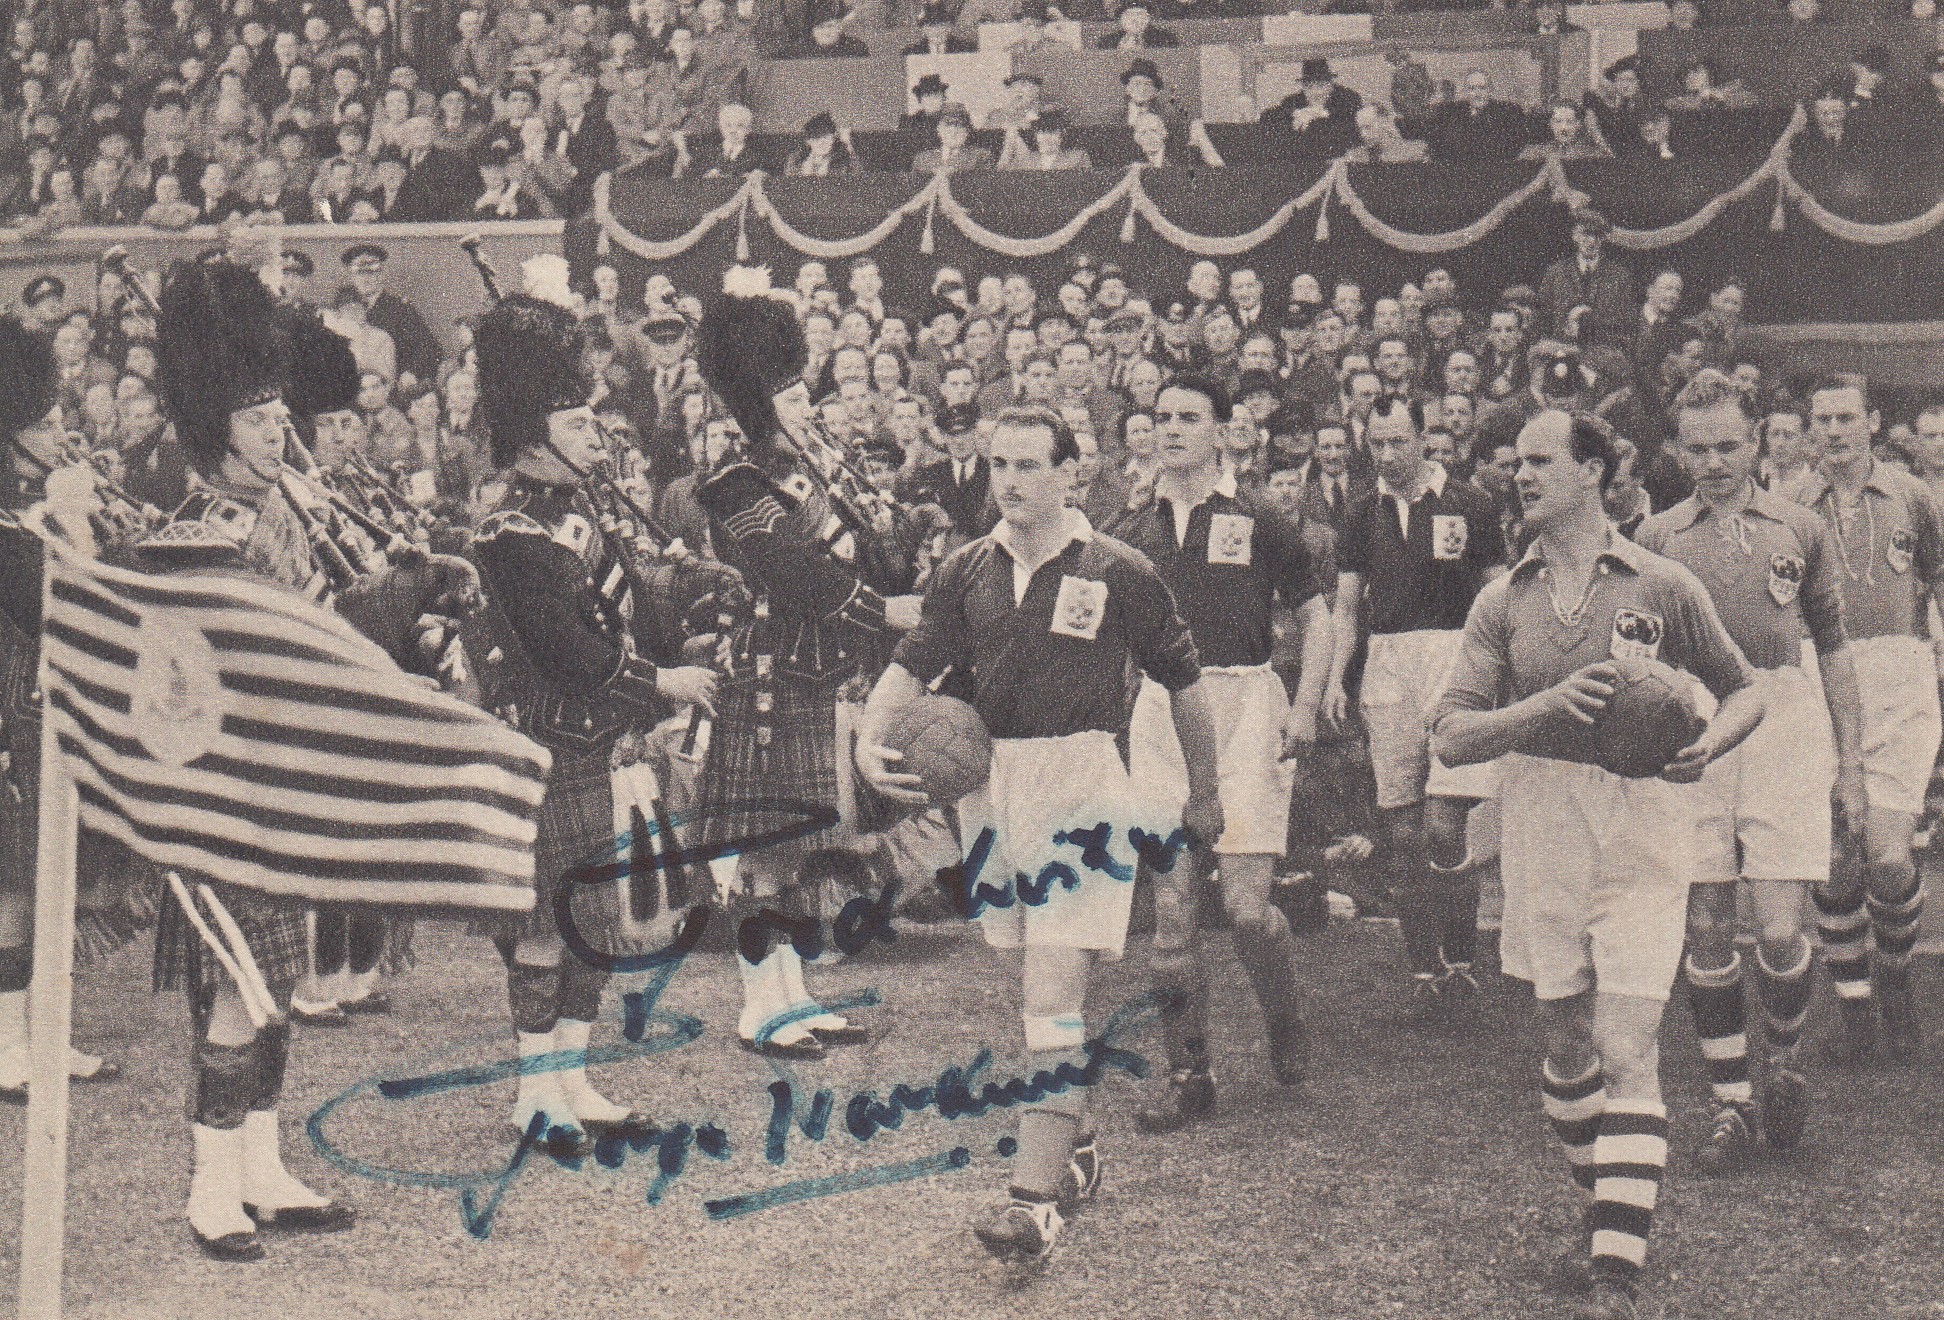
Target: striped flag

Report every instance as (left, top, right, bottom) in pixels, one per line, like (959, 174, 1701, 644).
(39, 549, 551, 914)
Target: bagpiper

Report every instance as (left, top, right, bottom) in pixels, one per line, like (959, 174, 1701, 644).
(143, 257, 477, 1260)
(0, 314, 131, 1102)
(467, 293, 720, 1154)
(690, 268, 922, 1059)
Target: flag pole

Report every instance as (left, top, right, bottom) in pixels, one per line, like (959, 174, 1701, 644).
(19, 548, 78, 1320)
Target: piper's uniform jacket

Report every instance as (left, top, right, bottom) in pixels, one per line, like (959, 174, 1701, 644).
(469, 471, 677, 944)
(690, 451, 899, 867)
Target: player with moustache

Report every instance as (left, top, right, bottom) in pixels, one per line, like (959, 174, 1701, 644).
(1320, 395, 1507, 1024)
(1790, 374, 1944, 1064)
(1104, 374, 1334, 1133)
(856, 405, 1222, 1269)
(1433, 409, 1764, 1320)
(1633, 369, 1865, 1174)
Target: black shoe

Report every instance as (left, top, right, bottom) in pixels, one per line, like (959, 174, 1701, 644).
(290, 1001, 349, 1028)
(1266, 1015, 1309, 1088)
(1133, 1068, 1215, 1134)
(739, 1033, 826, 1061)
(244, 1201, 356, 1233)
(1877, 971, 1922, 1061)
(1695, 1101, 1757, 1177)
(808, 1021, 870, 1047)
(0, 1083, 23, 1106)
(579, 1110, 655, 1140)
(192, 1226, 266, 1262)
(1400, 974, 1443, 1028)
(973, 1196, 1063, 1265)
(1438, 964, 1483, 1027)
(339, 992, 393, 1016)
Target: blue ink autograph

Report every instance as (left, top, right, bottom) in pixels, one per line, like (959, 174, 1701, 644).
(306, 796, 1194, 1239)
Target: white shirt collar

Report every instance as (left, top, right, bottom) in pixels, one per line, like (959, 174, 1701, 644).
(991, 508, 1094, 601)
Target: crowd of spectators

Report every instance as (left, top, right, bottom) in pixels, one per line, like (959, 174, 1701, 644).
(3, 0, 1940, 230)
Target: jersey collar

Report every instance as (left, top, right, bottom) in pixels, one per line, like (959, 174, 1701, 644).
(1510, 524, 1649, 582)
(1153, 463, 1237, 516)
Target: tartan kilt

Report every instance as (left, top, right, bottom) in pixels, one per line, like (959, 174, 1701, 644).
(477, 747, 630, 954)
(2, 721, 158, 967)
(153, 874, 311, 1000)
(691, 672, 896, 878)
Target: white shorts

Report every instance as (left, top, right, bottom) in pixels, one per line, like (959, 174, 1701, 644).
(1852, 634, 1943, 817)
(960, 730, 1165, 961)
(1127, 665, 1296, 856)
(1693, 666, 1836, 884)
(1498, 754, 1694, 1003)
(1361, 628, 1500, 811)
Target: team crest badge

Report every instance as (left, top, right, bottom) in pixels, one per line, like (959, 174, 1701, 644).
(1887, 527, 1915, 575)
(1768, 553, 1804, 606)
(1610, 608, 1664, 660)
(1431, 514, 1469, 562)
(1207, 513, 1253, 566)
(130, 616, 224, 768)
(1050, 575, 1108, 641)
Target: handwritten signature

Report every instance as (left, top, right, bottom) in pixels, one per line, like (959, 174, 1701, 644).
(307, 796, 1196, 1238)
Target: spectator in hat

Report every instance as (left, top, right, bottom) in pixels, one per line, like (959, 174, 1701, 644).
(903, 73, 951, 136)
(1100, 0, 1180, 48)
(906, 3, 976, 54)
(913, 101, 995, 172)
(1120, 57, 1170, 125)
(1535, 208, 1635, 348)
(1791, 77, 1865, 175)
(339, 242, 443, 389)
(987, 71, 1044, 132)
(1260, 56, 1363, 157)
(796, 0, 869, 57)
(1587, 55, 1650, 154)
(786, 111, 863, 175)
(910, 400, 997, 538)
(998, 105, 1091, 169)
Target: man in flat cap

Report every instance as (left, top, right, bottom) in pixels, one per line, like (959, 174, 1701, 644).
(338, 244, 443, 390)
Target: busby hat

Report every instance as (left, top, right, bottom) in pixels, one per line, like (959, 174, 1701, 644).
(473, 294, 590, 469)
(0, 315, 57, 452)
(155, 258, 291, 476)
(695, 266, 807, 452)
(281, 302, 361, 421)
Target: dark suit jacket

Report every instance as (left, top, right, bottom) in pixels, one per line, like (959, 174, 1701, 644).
(556, 114, 618, 213)
(1424, 100, 1531, 161)
(684, 134, 772, 177)
(912, 457, 997, 538)
(904, 33, 977, 53)
(393, 147, 472, 221)
(363, 289, 444, 386)
(1292, 463, 1372, 539)
(1536, 254, 1636, 348)
(1259, 84, 1363, 158)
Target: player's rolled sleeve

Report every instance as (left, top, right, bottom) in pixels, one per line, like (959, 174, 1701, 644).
(1798, 518, 1849, 655)
(890, 549, 969, 685)
(1120, 558, 1201, 691)
(1433, 579, 1512, 725)
(1666, 567, 1755, 700)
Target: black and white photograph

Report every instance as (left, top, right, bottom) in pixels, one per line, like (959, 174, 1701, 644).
(0, 1, 1942, 1315)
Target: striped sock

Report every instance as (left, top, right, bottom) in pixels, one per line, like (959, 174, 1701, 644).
(1540, 1059, 1605, 1193)
(1589, 1099, 1669, 1282)
(1684, 953, 1752, 1107)
(1813, 884, 1872, 1002)
(1867, 867, 1923, 974)
(1755, 936, 1814, 1057)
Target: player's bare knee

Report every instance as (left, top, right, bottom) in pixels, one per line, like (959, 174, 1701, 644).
(1684, 887, 1738, 966)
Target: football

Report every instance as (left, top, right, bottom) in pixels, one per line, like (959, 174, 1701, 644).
(1590, 655, 1708, 779)
(876, 694, 992, 804)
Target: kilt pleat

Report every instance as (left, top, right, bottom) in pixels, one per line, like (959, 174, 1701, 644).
(152, 874, 312, 996)
(692, 673, 853, 871)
